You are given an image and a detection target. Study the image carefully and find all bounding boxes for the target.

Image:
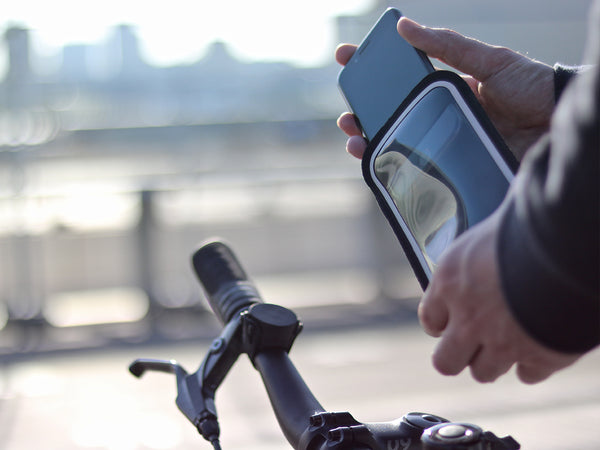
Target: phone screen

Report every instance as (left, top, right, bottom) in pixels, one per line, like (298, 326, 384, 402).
(368, 81, 514, 279)
(338, 8, 434, 141)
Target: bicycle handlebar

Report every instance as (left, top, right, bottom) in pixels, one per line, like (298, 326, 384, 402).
(193, 240, 325, 448)
(129, 239, 520, 450)
(192, 240, 262, 325)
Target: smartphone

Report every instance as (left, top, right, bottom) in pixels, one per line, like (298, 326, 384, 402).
(362, 71, 518, 289)
(338, 8, 435, 141)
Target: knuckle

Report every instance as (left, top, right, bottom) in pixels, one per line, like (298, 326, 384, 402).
(471, 368, 496, 383)
(489, 46, 520, 71)
(470, 360, 507, 383)
(516, 363, 552, 384)
(437, 28, 463, 45)
(486, 335, 514, 359)
(492, 46, 517, 60)
(418, 311, 443, 337)
(452, 321, 477, 346)
(431, 339, 467, 376)
(517, 369, 544, 384)
(432, 354, 460, 376)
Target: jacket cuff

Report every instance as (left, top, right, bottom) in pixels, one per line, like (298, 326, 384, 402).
(553, 63, 581, 102)
(497, 189, 600, 354)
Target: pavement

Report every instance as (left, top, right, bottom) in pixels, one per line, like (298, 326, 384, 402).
(1, 304, 599, 450)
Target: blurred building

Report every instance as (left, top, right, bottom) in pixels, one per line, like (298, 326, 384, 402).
(3, 27, 32, 83)
(0, 0, 593, 354)
(0, 25, 342, 134)
(0, 3, 394, 352)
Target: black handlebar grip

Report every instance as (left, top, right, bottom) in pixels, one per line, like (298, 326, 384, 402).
(192, 239, 263, 325)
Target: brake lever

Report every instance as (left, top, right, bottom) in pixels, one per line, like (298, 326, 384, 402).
(129, 356, 222, 445)
(129, 315, 246, 449)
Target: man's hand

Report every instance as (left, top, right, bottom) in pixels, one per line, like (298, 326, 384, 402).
(418, 210, 581, 383)
(336, 17, 555, 161)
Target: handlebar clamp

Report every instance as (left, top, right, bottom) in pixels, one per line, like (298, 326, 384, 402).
(241, 303, 303, 361)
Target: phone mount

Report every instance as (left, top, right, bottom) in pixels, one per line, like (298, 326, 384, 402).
(362, 71, 518, 290)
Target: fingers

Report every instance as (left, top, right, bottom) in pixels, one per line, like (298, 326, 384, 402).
(418, 285, 449, 338)
(431, 322, 480, 376)
(516, 352, 580, 384)
(346, 135, 367, 159)
(337, 112, 361, 136)
(397, 17, 514, 82)
(468, 345, 515, 383)
(460, 74, 481, 98)
(337, 113, 367, 159)
(516, 363, 556, 384)
(335, 43, 357, 66)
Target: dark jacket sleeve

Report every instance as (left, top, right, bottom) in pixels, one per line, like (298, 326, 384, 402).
(497, 0, 600, 354)
(553, 63, 582, 101)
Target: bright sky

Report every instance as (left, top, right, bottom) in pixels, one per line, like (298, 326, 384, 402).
(1, 0, 373, 70)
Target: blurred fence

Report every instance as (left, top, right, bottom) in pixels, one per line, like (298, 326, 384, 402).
(0, 0, 593, 358)
(0, 119, 421, 357)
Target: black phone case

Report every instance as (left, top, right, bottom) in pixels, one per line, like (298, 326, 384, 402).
(361, 70, 518, 290)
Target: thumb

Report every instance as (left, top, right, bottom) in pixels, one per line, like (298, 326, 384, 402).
(397, 17, 514, 82)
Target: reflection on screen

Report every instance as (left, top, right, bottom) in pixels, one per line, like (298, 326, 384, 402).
(375, 150, 461, 269)
(374, 86, 510, 273)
